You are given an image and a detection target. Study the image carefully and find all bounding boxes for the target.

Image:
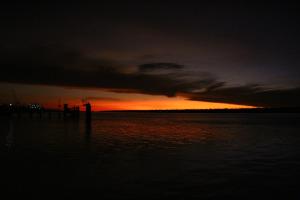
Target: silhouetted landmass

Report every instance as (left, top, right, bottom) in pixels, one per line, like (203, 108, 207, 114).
(0, 103, 93, 123)
(100, 107, 300, 113)
(0, 103, 77, 119)
(2, 104, 300, 116)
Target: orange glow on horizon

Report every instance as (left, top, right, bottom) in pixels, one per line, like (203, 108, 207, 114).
(1, 83, 255, 111)
(43, 97, 254, 111)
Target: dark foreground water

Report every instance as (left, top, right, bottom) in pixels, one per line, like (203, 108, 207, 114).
(1, 113, 300, 199)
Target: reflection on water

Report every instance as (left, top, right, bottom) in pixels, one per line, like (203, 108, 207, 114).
(5, 119, 14, 148)
(85, 119, 92, 145)
(1, 113, 300, 198)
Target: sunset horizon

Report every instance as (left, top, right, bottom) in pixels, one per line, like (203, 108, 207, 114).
(0, 83, 255, 111)
(1, 2, 300, 199)
(1, 2, 300, 109)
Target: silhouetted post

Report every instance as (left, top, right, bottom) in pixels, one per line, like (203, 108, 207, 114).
(85, 103, 91, 124)
(85, 103, 92, 143)
(17, 108, 21, 118)
(75, 106, 80, 119)
(48, 111, 52, 119)
(63, 104, 68, 118)
(39, 109, 42, 118)
(71, 106, 80, 119)
(6, 118, 14, 148)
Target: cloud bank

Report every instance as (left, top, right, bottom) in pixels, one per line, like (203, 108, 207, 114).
(1, 46, 299, 107)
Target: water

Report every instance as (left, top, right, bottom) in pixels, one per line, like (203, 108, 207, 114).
(1, 113, 300, 199)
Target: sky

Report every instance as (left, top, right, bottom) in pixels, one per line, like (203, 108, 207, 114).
(1, 2, 300, 110)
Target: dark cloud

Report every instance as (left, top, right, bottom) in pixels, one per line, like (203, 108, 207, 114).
(0, 46, 217, 98)
(1, 45, 300, 107)
(187, 85, 300, 107)
(82, 96, 120, 102)
(139, 63, 184, 72)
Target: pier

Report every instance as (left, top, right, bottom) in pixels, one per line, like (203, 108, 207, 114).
(0, 103, 92, 121)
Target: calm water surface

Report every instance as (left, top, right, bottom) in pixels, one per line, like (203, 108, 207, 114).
(1, 113, 300, 199)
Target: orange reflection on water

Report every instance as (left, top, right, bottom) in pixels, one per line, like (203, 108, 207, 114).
(89, 112, 237, 149)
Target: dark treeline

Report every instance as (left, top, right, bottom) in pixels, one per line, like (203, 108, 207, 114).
(0, 103, 44, 116)
(0, 103, 91, 121)
(0, 104, 77, 119)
